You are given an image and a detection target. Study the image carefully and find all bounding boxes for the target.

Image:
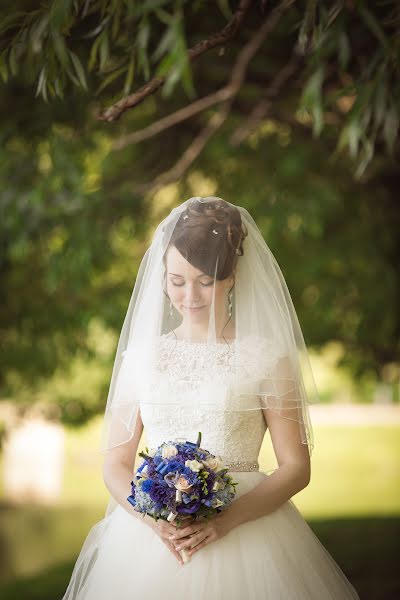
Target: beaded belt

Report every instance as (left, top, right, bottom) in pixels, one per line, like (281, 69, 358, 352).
(224, 460, 259, 472)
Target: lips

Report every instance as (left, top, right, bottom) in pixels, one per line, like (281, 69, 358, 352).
(182, 305, 205, 311)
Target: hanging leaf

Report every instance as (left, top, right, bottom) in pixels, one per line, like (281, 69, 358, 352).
(0, 53, 8, 82)
(99, 30, 110, 71)
(95, 65, 126, 95)
(68, 50, 88, 90)
(123, 55, 135, 95)
(136, 20, 150, 81)
(300, 66, 325, 136)
(337, 32, 350, 71)
(383, 101, 399, 155)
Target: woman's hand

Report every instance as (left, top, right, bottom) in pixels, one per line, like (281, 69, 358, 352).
(169, 513, 233, 558)
(151, 516, 196, 565)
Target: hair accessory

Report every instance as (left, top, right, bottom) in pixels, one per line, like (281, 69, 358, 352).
(212, 229, 218, 235)
(183, 215, 189, 220)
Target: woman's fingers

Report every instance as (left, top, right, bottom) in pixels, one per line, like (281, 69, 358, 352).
(163, 538, 184, 565)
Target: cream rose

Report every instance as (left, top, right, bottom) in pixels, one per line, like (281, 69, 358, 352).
(185, 459, 203, 472)
(161, 444, 178, 459)
(175, 476, 193, 492)
(203, 456, 224, 472)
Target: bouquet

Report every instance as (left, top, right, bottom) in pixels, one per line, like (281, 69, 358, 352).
(127, 432, 238, 563)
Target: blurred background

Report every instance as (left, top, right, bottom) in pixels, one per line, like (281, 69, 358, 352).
(0, 1, 399, 598)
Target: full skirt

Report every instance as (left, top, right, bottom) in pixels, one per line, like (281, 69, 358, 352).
(62, 471, 360, 599)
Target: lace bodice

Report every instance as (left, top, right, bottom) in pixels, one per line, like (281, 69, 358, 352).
(139, 335, 280, 471)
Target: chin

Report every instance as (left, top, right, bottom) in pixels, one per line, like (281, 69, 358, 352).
(181, 305, 210, 322)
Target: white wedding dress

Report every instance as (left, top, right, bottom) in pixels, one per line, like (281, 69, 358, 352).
(62, 335, 360, 599)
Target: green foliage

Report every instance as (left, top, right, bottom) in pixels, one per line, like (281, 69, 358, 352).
(0, 2, 399, 173)
(299, 1, 400, 175)
(0, 1, 398, 424)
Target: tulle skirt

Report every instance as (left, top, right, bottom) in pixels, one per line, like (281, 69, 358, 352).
(62, 471, 360, 599)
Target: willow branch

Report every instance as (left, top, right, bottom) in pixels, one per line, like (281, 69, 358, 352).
(97, 0, 253, 122)
(136, 0, 295, 196)
(112, 88, 232, 150)
(230, 48, 303, 146)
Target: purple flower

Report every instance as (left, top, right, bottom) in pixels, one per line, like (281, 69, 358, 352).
(149, 480, 175, 505)
(177, 500, 201, 514)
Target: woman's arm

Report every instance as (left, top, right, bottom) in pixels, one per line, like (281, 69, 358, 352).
(223, 356, 311, 530)
(102, 408, 156, 530)
(223, 409, 310, 530)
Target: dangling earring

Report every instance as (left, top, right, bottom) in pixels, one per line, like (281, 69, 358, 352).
(228, 290, 233, 318)
(169, 300, 173, 317)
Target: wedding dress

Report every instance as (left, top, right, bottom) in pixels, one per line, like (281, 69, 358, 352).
(62, 334, 360, 599)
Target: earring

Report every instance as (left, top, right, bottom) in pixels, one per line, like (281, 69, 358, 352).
(228, 291, 233, 318)
(169, 300, 173, 317)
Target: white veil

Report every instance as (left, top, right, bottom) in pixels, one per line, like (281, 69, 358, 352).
(100, 196, 317, 470)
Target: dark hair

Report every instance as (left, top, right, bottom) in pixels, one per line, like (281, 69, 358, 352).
(166, 198, 247, 280)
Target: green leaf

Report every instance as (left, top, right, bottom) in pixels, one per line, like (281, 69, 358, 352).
(354, 136, 374, 179)
(123, 55, 135, 95)
(0, 53, 8, 82)
(50, 0, 74, 31)
(383, 101, 399, 155)
(68, 50, 88, 90)
(88, 33, 103, 71)
(337, 32, 350, 71)
(35, 66, 46, 98)
(9, 45, 18, 77)
(300, 66, 325, 136)
(99, 30, 109, 71)
(151, 26, 174, 63)
(52, 31, 69, 68)
(137, 21, 150, 80)
(95, 65, 126, 95)
(30, 13, 50, 54)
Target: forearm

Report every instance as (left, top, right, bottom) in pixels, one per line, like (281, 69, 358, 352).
(225, 463, 309, 530)
(103, 461, 155, 530)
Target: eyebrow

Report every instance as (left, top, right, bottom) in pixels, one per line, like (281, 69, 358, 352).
(169, 272, 212, 279)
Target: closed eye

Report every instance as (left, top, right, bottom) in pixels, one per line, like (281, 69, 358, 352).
(170, 280, 214, 287)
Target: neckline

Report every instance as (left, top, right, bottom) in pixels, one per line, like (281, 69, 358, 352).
(161, 333, 237, 346)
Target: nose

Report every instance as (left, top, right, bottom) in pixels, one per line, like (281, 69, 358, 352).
(184, 283, 202, 305)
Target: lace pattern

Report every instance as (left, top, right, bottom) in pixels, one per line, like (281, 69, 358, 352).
(139, 334, 282, 468)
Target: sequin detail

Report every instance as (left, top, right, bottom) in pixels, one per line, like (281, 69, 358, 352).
(224, 460, 259, 472)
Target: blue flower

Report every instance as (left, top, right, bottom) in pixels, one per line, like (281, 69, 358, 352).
(141, 479, 154, 493)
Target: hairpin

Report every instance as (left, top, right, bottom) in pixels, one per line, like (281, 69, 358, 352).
(212, 229, 218, 235)
(183, 214, 189, 220)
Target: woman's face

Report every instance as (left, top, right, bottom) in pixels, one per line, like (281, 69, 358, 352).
(166, 245, 233, 326)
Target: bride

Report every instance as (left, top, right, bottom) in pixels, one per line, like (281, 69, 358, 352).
(62, 197, 360, 599)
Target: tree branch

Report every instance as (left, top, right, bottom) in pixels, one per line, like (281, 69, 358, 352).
(230, 48, 303, 146)
(112, 87, 231, 150)
(97, 0, 253, 123)
(135, 0, 295, 196)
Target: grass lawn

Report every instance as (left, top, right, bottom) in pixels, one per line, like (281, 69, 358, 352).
(0, 418, 399, 599)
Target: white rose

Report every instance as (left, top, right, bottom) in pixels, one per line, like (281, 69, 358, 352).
(203, 456, 224, 472)
(185, 459, 204, 472)
(161, 444, 178, 459)
(175, 476, 193, 492)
